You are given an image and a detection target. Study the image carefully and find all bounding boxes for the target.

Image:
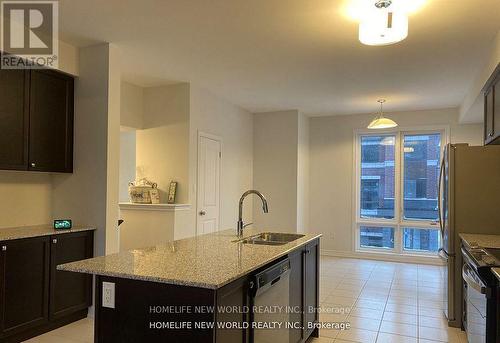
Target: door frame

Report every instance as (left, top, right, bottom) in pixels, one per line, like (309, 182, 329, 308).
(196, 131, 223, 236)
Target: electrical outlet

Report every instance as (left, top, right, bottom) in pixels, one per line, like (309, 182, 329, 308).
(102, 282, 115, 309)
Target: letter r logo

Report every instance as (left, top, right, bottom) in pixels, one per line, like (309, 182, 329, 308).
(1, 1, 58, 55)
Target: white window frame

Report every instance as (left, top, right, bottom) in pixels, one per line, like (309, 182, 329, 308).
(352, 125, 449, 256)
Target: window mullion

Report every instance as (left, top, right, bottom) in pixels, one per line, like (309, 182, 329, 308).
(396, 131, 403, 254)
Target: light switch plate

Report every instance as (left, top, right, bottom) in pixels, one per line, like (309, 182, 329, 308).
(102, 282, 115, 309)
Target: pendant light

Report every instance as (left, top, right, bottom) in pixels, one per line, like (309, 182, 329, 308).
(367, 99, 398, 129)
(359, 0, 408, 46)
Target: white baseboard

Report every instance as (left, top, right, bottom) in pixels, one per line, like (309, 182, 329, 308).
(320, 249, 445, 266)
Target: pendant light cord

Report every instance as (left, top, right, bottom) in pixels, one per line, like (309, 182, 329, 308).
(378, 99, 386, 118)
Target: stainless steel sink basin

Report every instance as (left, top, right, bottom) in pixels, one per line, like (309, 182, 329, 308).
(236, 232, 305, 245)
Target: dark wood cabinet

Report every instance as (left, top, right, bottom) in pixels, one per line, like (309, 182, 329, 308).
(494, 79, 500, 141)
(94, 239, 320, 343)
(215, 276, 250, 343)
(0, 68, 74, 173)
(485, 87, 495, 143)
(0, 237, 50, 338)
(0, 231, 93, 342)
(303, 240, 319, 339)
(29, 70, 74, 172)
(484, 64, 500, 145)
(289, 249, 304, 343)
(49, 231, 93, 321)
(0, 70, 29, 170)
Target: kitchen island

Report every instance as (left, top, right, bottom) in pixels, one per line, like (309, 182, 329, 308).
(59, 228, 321, 342)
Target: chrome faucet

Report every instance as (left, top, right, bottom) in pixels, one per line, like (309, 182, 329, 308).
(237, 190, 269, 237)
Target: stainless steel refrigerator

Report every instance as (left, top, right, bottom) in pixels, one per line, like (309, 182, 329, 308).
(438, 143, 500, 328)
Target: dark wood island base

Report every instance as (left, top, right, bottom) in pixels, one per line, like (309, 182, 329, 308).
(93, 238, 320, 343)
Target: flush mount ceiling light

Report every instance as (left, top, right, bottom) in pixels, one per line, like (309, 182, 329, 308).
(359, 0, 408, 46)
(367, 99, 398, 129)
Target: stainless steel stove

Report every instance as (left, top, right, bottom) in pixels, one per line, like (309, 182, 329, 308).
(461, 245, 500, 343)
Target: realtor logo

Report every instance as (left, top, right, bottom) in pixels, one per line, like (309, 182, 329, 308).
(1, 0, 58, 68)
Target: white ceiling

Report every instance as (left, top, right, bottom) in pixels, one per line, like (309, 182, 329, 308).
(58, 0, 500, 117)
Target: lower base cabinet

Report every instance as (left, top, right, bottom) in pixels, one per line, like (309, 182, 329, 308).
(289, 238, 320, 342)
(93, 238, 320, 343)
(0, 231, 93, 342)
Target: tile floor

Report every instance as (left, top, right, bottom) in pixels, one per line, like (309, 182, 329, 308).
(24, 256, 467, 343)
(24, 317, 93, 343)
(308, 256, 467, 343)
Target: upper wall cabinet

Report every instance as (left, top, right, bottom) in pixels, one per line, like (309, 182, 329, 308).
(0, 69, 74, 173)
(0, 70, 29, 170)
(484, 64, 500, 145)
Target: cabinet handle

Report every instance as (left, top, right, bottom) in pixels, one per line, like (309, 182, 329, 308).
(31, 162, 36, 167)
(52, 239, 57, 244)
(305, 249, 311, 254)
(1, 246, 6, 251)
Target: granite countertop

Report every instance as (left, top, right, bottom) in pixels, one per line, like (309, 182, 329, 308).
(459, 233, 500, 249)
(58, 228, 321, 289)
(0, 224, 96, 241)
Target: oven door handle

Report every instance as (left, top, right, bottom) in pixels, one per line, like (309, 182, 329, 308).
(462, 264, 486, 294)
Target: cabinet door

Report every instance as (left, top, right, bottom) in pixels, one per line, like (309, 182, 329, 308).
(303, 240, 319, 338)
(494, 81, 500, 143)
(0, 237, 50, 337)
(288, 249, 303, 343)
(29, 69, 74, 172)
(485, 87, 494, 144)
(0, 69, 29, 170)
(215, 276, 250, 343)
(49, 231, 93, 321)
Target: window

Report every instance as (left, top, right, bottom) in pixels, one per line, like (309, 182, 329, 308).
(355, 129, 445, 256)
(360, 135, 395, 219)
(360, 226, 394, 249)
(403, 228, 440, 253)
(403, 134, 441, 221)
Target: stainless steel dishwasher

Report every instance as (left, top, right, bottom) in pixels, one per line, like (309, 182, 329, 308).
(249, 258, 291, 343)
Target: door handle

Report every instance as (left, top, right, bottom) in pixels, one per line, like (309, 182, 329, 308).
(437, 154, 445, 235)
(437, 248, 448, 261)
(1, 245, 6, 251)
(462, 264, 486, 294)
(199, 210, 206, 216)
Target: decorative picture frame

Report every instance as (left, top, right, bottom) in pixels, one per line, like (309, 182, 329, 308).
(149, 188, 160, 204)
(167, 181, 177, 204)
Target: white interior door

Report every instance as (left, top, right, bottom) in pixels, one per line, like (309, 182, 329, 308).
(197, 133, 221, 235)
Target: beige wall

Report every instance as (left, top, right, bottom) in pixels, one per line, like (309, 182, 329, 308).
(119, 209, 175, 250)
(460, 29, 500, 123)
(119, 131, 136, 202)
(136, 83, 190, 204)
(309, 108, 483, 252)
(0, 41, 79, 230)
(253, 110, 299, 232)
(297, 113, 310, 233)
(0, 172, 52, 228)
(120, 82, 144, 129)
(189, 85, 254, 234)
(58, 40, 79, 76)
(52, 43, 121, 256)
(119, 83, 253, 239)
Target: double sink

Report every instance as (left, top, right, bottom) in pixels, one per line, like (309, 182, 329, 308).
(235, 232, 305, 246)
